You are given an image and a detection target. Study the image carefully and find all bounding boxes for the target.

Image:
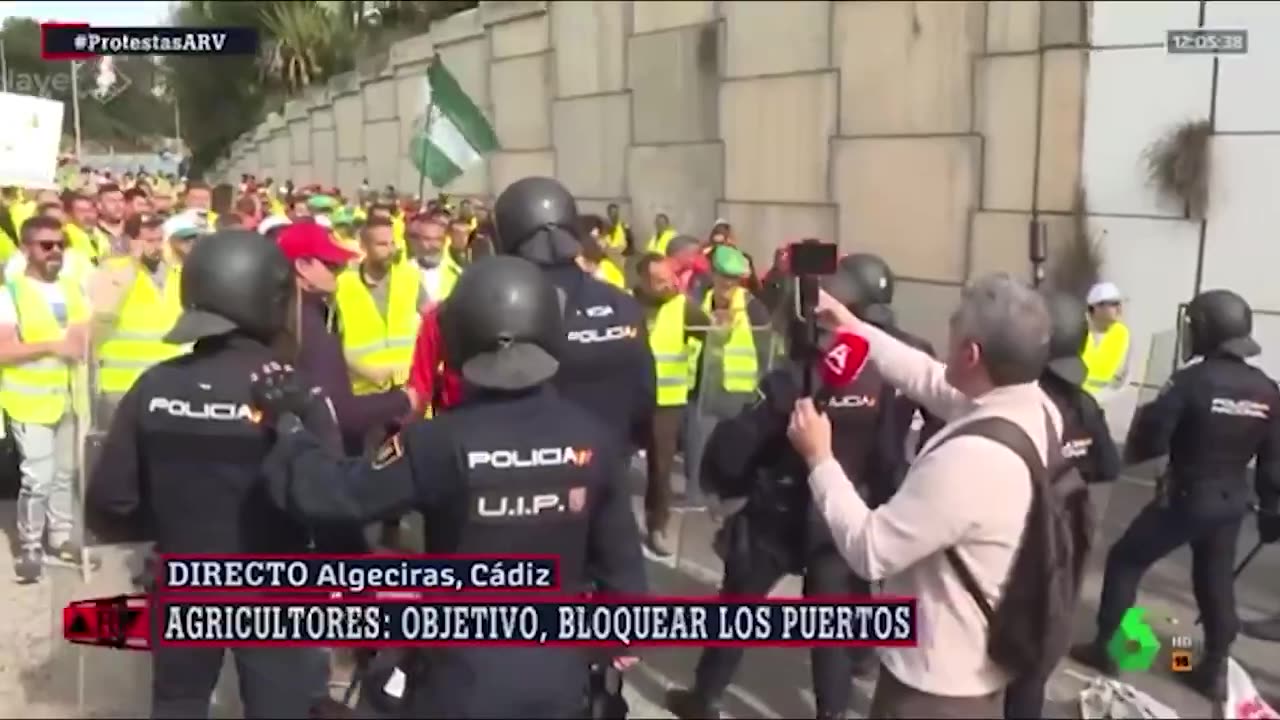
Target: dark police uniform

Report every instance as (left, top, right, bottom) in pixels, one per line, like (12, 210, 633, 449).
(545, 264, 656, 449)
(256, 255, 648, 718)
(85, 230, 336, 719)
(670, 358, 913, 720)
(492, 177, 656, 450)
(1077, 289, 1280, 699)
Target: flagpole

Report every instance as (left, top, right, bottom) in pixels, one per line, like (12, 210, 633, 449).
(416, 55, 439, 205)
(69, 60, 83, 160)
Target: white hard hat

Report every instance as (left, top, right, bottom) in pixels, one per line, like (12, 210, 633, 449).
(1087, 281, 1123, 306)
(257, 215, 292, 235)
(162, 211, 209, 241)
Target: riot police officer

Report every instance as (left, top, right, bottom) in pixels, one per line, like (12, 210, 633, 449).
(492, 177, 656, 451)
(1072, 289, 1280, 700)
(666, 266, 919, 720)
(85, 230, 335, 718)
(1005, 290, 1121, 718)
(252, 255, 647, 718)
(836, 253, 944, 453)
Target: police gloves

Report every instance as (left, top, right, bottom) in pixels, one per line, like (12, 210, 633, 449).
(1259, 511, 1280, 544)
(249, 361, 324, 426)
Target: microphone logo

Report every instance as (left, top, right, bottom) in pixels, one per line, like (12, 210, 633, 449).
(820, 332, 870, 388)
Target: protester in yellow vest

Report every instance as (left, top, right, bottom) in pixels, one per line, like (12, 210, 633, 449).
(334, 217, 430, 399)
(1082, 281, 1132, 400)
(0, 215, 92, 581)
(89, 213, 189, 425)
(683, 245, 771, 513)
(605, 203, 634, 256)
(63, 193, 110, 264)
(406, 213, 462, 303)
(635, 252, 715, 555)
(645, 213, 677, 256)
(575, 215, 628, 291)
(458, 198, 479, 233)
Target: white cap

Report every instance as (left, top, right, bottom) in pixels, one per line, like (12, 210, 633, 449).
(257, 215, 292, 235)
(314, 214, 333, 229)
(162, 210, 209, 241)
(1087, 281, 1123, 306)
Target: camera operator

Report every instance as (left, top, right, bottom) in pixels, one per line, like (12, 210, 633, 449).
(666, 243, 918, 720)
(787, 274, 1058, 718)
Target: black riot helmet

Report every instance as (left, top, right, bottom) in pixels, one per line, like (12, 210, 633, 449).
(829, 253, 896, 327)
(1183, 289, 1261, 361)
(439, 255, 566, 391)
(1041, 291, 1088, 386)
(163, 229, 294, 344)
(492, 176, 581, 266)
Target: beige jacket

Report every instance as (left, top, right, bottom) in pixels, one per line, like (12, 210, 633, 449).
(807, 321, 1062, 697)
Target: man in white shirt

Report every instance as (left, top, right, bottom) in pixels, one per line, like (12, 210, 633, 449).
(0, 216, 90, 582)
(787, 274, 1059, 718)
(406, 213, 448, 302)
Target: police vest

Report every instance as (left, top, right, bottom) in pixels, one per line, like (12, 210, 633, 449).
(1082, 322, 1129, 396)
(698, 287, 759, 393)
(65, 224, 109, 264)
(335, 264, 421, 395)
(604, 224, 628, 254)
(96, 258, 189, 395)
(648, 295, 691, 407)
(0, 276, 89, 425)
(645, 229, 676, 256)
(441, 408, 597, 588)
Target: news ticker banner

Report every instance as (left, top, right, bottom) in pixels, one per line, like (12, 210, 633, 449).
(157, 554, 561, 594)
(41, 24, 259, 59)
(65, 595, 917, 651)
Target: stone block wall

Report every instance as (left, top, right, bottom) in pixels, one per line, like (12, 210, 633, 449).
(214, 0, 1089, 350)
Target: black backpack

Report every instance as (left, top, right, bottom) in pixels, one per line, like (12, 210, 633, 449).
(938, 409, 1092, 675)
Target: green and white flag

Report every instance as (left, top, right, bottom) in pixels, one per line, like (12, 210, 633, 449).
(409, 59, 498, 188)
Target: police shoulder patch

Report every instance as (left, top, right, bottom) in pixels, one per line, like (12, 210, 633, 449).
(371, 433, 405, 470)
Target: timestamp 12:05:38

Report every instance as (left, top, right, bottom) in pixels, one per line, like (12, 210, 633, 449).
(1167, 29, 1248, 54)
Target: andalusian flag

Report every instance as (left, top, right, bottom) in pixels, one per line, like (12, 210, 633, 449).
(409, 58, 498, 188)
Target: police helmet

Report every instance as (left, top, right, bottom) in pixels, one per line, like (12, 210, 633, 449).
(828, 253, 896, 327)
(164, 230, 294, 344)
(439, 255, 565, 390)
(1041, 291, 1088, 386)
(1184, 289, 1261, 361)
(492, 176, 581, 265)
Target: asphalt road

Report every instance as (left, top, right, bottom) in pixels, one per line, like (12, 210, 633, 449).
(13, 462, 1280, 718)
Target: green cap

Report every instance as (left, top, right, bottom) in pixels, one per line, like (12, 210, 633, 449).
(331, 207, 355, 226)
(710, 245, 750, 279)
(307, 194, 339, 211)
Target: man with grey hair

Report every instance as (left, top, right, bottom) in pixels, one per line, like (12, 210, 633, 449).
(786, 273, 1063, 718)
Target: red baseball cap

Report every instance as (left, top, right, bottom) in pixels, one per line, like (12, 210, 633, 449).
(277, 222, 356, 264)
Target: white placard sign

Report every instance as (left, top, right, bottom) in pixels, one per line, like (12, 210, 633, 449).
(0, 92, 64, 189)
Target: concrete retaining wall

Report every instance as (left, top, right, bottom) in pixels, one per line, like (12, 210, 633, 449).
(214, 0, 1089, 351)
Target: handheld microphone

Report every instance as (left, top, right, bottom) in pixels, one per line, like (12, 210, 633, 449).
(815, 330, 870, 406)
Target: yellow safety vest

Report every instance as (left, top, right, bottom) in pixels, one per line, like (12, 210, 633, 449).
(1082, 322, 1130, 396)
(645, 229, 677, 256)
(0, 275, 89, 424)
(65, 224, 108, 264)
(436, 255, 464, 301)
(96, 259, 188, 395)
(604, 224, 628, 254)
(335, 264, 422, 395)
(595, 259, 627, 291)
(11, 201, 35, 231)
(649, 295, 691, 407)
(700, 287, 758, 393)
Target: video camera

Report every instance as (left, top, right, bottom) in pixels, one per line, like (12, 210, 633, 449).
(785, 239, 839, 396)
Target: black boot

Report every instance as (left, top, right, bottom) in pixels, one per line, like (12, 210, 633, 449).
(666, 688, 721, 720)
(1183, 654, 1227, 702)
(1069, 640, 1118, 676)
